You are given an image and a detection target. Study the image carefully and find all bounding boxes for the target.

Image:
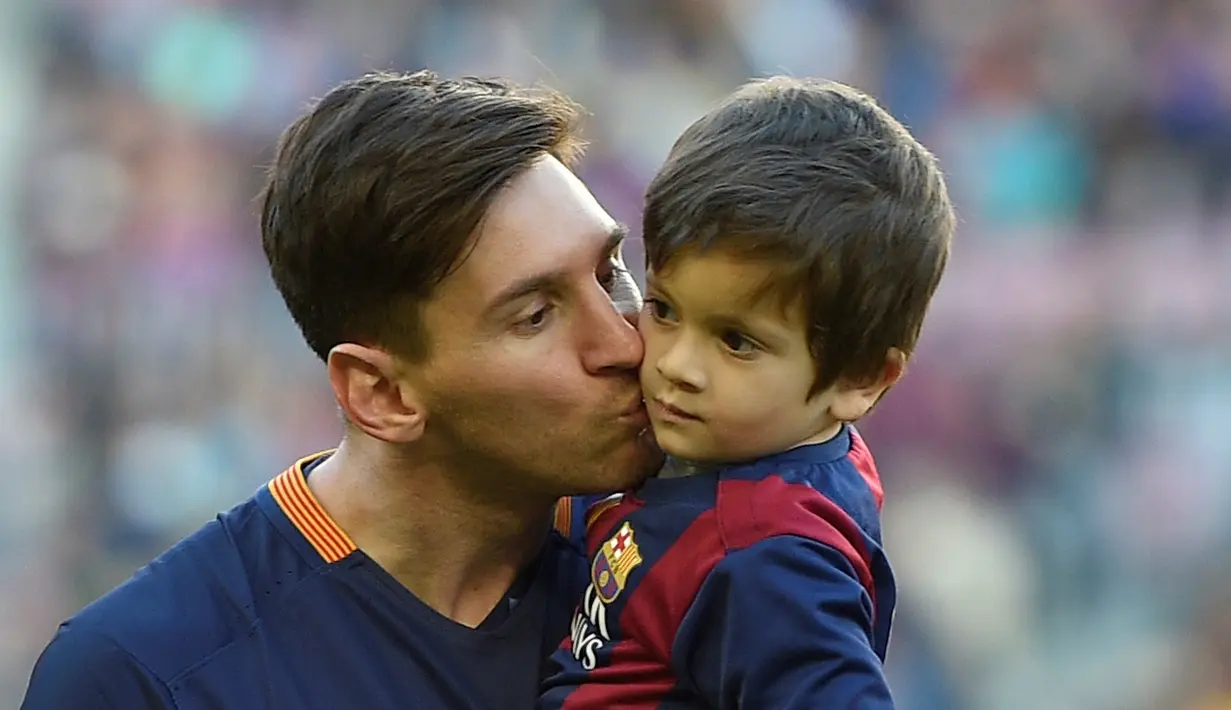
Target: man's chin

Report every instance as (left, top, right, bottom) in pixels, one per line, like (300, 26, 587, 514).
(576, 432, 663, 495)
(625, 427, 665, 486)
(638, 426, 664, 464)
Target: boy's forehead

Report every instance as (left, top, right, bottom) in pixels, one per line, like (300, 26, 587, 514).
(653, 251, 804, 321)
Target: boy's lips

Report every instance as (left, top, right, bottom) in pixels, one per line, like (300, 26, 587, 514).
(648, 397, 703, 422)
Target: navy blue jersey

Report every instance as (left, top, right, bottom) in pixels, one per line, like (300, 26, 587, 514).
(22, 453, 589, 710)
(540, 425, 897, 709)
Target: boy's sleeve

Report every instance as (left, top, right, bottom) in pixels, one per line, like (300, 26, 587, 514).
(21, 626, 176, 710)
(671, 535, 893, 710)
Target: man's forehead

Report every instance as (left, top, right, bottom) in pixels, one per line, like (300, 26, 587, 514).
(470, 162, 620, 276)
(471, 223, 627, 312)
(438, 157, 625, 312)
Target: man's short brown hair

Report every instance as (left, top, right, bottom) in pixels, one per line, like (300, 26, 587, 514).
(643, 76, 954, 395)
(260, 70, 585, 361)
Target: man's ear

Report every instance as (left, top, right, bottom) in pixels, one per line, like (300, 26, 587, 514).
(326, 343, 426, 444)
(828, 348, 906, 422)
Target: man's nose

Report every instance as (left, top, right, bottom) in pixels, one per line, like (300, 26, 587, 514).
(580, 288, 644, 375)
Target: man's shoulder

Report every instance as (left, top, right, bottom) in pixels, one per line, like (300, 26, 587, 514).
(22, 619, 176, 709)
(61, 492, 289, 682)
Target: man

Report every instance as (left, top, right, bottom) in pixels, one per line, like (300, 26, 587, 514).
(21, 71, 659, 710)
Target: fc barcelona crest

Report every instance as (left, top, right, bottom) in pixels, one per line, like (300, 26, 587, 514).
(591, 521, 643, 603)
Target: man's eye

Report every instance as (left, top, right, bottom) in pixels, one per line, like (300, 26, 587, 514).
(527, 308, 549, 326)
(512, 304, 555, 335)
(599, 263, 628, 292)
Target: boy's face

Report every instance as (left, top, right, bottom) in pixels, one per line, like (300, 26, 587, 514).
(639, 249, 842, 463)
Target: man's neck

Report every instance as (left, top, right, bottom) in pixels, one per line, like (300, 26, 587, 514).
(306, 438, 553, 628)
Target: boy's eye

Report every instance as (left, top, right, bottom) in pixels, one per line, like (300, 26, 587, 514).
(721, 331, 758, 355)
(646, 298, 676, 321)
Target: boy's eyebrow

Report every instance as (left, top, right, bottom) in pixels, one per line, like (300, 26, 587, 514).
(643, 272, 673, 299)
(649, 270, 795, 350)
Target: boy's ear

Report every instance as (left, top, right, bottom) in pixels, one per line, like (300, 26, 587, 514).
(829, 348, 906, 422)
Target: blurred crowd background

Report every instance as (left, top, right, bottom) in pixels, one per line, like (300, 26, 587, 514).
(1, 0, 1229, 708)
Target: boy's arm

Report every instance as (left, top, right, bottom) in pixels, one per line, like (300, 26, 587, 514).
(672, 535, 893, 709)
(21, 625, 176, 710)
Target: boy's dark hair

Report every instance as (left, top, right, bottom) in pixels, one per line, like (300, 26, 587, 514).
(643, 76, 954, 396)
(260, 70, 585, 362)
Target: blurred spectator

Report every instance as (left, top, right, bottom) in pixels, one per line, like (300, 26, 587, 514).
(3, 0, 1230, 707)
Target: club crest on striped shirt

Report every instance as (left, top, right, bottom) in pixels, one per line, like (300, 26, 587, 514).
(590, 521, 643, 603)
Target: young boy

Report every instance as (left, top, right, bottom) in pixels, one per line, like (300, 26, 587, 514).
(538, 76, 954, 709)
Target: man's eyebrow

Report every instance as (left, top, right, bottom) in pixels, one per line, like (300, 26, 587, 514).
(604, 224, 629, 255)
(482, 224, 628, 319)
(483, 273, 562, 318)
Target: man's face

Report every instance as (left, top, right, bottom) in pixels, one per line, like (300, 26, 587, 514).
(408, 156, 657, 501)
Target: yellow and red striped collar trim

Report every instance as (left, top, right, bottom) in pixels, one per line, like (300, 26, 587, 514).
(585, 494, 624, 532)
(552, 496, 573, 539)
(268, 452, 358, 564)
